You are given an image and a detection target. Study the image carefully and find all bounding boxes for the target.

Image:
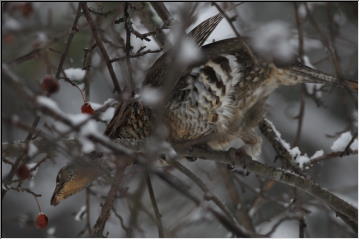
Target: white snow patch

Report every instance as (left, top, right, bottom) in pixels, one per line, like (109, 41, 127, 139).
(303, 55, 315, 68)
(252, 21, 295, 62)
(4, 17, 22, 31)
(310, 150, 324, 159)
(334, 13, 347, 26)
(188, 207, 204, 222)
(294, 153, 310, 168)
(37, 96, 62, 113)
(88, 101, 102, 110)
(298, 2, 326, 18)
(331, 131, 358, 152)
(74, 205, 87, 221)
(103, 98, 116, 105)
(101, 107, 115, 122)
(288, 36, 322, 52)
(67, 114, 99, 153)
(140, 86, 163, 107)
(265, 119, 310, 169)
(88, 99, 116, 122)
(352, 111, 357, 128)
(64, 68, 86, 81)
(91, 53, 101, 67)
(36, 32, 48, 44)
(305, 83, 323, 98)
(47, 226, 56, 236)
(54, 112, 99, 153)
(29, 179, 35, 189)
(178, 38, 202, 64)
(28, 142, 38, 157)
(303, 56, 323, 98)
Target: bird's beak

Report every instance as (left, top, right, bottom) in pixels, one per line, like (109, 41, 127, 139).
(51, 184, 65, 206)
(51, 167, 103, 206)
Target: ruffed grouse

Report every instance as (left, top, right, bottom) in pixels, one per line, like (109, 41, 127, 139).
(51, 13, 340, 205)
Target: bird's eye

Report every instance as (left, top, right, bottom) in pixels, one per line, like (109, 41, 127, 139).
(56, 174, 60, 183)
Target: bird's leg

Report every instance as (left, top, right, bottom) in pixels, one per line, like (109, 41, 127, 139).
(239, 128, 263, 161)
(228, 147, 251, 176)
(184, 143, 209, 162)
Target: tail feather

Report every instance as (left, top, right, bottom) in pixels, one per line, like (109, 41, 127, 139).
(288, 64, 337, 84)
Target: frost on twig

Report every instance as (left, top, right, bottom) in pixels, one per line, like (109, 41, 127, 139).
(27, 142, 38, 157)
(36, 96, 104, 153)
(260, 119, 310, 170)
(331, 131, 358, 152)
(64, 68, 86, 81)
(74, 205, 87, 222)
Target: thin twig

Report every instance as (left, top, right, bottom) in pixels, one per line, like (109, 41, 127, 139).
(299, 217, 306, 238)
(126, 175, 147, 237)
(112, 206, 131, 236)
(1, 112, 40, 199)
(292, 3, 306, 147)
(55, 3, 82, 79)
(5, 186, 42, 198)
(170, 160, 240, 228)
(265, 216, 299, 237)
(81, 3, 121, 93)
(303, 149, 358, 170)
(123, 2, 134, 92)
(150, 2, 172, 26)
(146, 174, 164, 237)
(110, 48, 162, 63)
(85, 188, 92, 235)
(218, 165, 255, 232)
(304, 3, 357, 106)
(178, 147, 358, 225)
(154, 169, 253, 237)
(82, 38, 96, 100)
(212, 2, 258, 64)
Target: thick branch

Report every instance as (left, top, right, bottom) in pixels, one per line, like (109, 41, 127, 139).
(150, 2, 172, 26)
(91, 160, 130, 237)
(178, 147, 357, 224)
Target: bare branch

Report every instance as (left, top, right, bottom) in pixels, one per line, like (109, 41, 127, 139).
(55, 3, 82, 79)
(80, 2, 122, 93)
(146, 174, 165, 237)
(212, 2, 258, 64)
(91, 160, 130, 237)
(178, 147, 357, 225)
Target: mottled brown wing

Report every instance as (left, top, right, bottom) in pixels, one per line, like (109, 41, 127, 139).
(190, 13, 223, 47)
(143, 13, 223, 87)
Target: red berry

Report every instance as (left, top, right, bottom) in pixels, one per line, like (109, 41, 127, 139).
(3, 34, 14, 44)
(41, 76, 59, 95)
(81, 103, 94, 114)
(21, 3, 33, 17)
(35, 213, 48, 229)
(16, 164, 31, 180)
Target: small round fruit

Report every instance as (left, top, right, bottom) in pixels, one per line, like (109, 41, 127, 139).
(35, 213, 48, 229)
(41, 76, 59, 95)
(81, 103, 94, 114)
(16, 164, 31, 180)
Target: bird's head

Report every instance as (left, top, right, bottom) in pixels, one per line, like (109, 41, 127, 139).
(51, 162, 103, 206)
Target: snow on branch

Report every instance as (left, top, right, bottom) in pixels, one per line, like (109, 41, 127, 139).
(331, 131, 358, 152)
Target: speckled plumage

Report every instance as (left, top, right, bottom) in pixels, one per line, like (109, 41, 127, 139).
(105, 39, 336, 159)
(52, 14, 338, 205)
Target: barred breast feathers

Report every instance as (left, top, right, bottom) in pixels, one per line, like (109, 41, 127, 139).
(166, 54, 244, 141)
